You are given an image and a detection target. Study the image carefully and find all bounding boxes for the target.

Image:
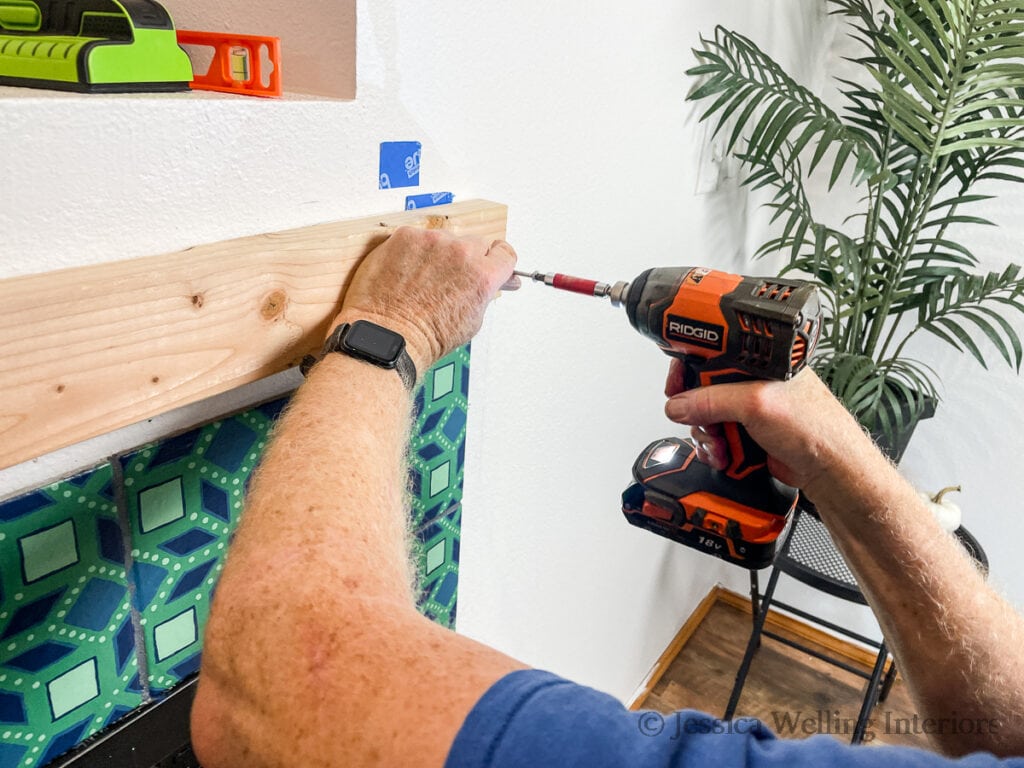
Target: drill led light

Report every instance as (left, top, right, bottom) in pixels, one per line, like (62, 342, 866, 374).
(645, 440, 680, 468)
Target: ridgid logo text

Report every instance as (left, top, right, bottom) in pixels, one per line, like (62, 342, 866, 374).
(666, 315, 724, 351)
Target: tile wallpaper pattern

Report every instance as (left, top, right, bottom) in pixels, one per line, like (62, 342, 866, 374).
(0, 346, 470, 767)
(409, 344, 471, 628)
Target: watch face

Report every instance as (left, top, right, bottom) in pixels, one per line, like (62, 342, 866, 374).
(343, 320, 405, 366)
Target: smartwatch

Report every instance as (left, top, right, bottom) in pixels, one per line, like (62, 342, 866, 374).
(301, 320, 417, 391)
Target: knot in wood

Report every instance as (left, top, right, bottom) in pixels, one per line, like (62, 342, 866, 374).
(261, 290, 288, 320)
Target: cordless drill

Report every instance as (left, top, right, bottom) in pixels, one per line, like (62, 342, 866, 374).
(516, 266, 822, 569)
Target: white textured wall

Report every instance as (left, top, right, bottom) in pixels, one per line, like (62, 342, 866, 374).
(2, 1, 1021, 704)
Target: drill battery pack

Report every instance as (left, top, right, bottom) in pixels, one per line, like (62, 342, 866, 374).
(622, 436, 796, 569)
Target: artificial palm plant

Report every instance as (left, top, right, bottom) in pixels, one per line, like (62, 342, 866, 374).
(688, 0, 1024, 443)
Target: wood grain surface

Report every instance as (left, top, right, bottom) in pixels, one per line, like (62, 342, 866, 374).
(0, 200, 508, 469)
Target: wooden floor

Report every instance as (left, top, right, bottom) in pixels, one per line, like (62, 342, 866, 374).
(639, 596, 932, 750)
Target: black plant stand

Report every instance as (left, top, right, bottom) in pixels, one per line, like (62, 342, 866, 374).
(724, 506, 988, 744)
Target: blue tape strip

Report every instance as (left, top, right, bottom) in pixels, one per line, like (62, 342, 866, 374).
(379, 141, 422, 189)
(406, 192, 454, 210)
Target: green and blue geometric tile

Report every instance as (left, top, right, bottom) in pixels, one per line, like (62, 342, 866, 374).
(0, 465, 142, 768)
(409, 344, 470, 629)
(0, 342, 471, 765)
(118, 397, 289, 699)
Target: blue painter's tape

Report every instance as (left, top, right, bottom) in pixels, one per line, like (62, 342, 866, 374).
(406, 192, 454, 210)
(379, 141, 422, 189)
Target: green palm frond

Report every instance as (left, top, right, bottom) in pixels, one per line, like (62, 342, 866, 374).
(910, 266, 1024, 368)
(837, 79, 891, 158)
(946, 91, 1024, 186)
(814, 351, 939, 440)
(688, 26, 879, 186)
(952, 147, 1024, 187)
(740, 151, 818, 264)
(870, 0, 1024, 163)
(910, 236, 979, 269)
(737, 152, 885, 334)
(687, 2, 1024, 440)
(738, 148, 896, 353)
(887, 187, 998, 311)
(829, 0, 883, 40)
(870, 143, 924, 253)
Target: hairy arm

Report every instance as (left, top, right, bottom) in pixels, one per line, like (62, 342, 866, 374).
(191, 228, 526, 768)
(666, 368, 1024, 757)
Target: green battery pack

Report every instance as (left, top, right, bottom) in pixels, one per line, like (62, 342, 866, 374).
(0, 0, 193, 93)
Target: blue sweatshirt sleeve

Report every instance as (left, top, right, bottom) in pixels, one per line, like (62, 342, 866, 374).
(444, 669, 1024, 768)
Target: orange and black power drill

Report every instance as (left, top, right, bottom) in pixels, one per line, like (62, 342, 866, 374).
(516, 266, 823, 569)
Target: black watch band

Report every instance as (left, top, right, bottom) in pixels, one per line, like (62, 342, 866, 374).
(300, 320, 417, 391)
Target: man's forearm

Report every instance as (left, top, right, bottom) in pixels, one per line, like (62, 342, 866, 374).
(222, 351, 417, 602)
(191, 351, 428, 767)
(666, 372, 1024, 756)
(808, 441, 1024, 756)
(191, 230, 524, 768)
